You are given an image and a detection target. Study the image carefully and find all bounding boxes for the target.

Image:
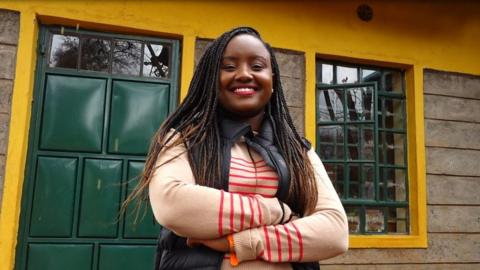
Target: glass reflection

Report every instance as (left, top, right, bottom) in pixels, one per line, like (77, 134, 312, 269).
(80, 38, 111, 72)
(318, 125, 344, 160)
(383, 168, 406, 201)
(384, 98, 404, 129)
(348, 165, 360, 199)
(346, 207, 360, 233)
(346, 87, 373, 121)
(387, 207, 408, 233)
(49, 34, 79, 69)
(347, 125, 374, 160)
(361, 69, 379, 82)
(337, 66, 358, 84)
(365, 208, 384, 233)
(363, 165, 375, 199)
(324, 163, 344, 197)
(379, 132, 405, 165)
(318, 89, 344, 122)
(384, 70, 403, 93)
(322, 64, 334, 84)
(112, 40, 142, 76)
(143, 43, 170, 78)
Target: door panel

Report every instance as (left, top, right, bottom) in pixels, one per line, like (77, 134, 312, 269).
(98, 245, 156, 270)
(124, 161, 159, 238)
(27, 244, 93, 270)
(29, 157, 78, 237)
(108, 80, 170, 155)
(40, 75, 106, 152)
(78, 159, 123, 237)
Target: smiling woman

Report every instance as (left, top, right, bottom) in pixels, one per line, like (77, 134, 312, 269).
(123, 26, 348, 270)
(218, 34, 273, 128)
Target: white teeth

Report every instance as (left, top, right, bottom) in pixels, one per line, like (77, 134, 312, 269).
(234, 88, 255, 92)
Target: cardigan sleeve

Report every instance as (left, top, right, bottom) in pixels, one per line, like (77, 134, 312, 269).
(232, 148, 349, 263)
(148, 136, 293, 240)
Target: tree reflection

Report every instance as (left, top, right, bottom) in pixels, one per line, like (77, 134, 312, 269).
(113, 40, 142, 75)
(50, 35, 79, 69)
(144, 43, 169, 78)
(49, 34, 170, 78)
(81, 38, 110, 72)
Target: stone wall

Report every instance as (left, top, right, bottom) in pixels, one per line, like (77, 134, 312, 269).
(321, 70, 480, 269)
(194, 39, 305, 135)
(0, 10, 19, 213)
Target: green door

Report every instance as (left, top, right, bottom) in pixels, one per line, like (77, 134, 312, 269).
(15, 26, 180, 270)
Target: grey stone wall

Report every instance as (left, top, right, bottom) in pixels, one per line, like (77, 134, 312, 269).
(194, 39, 305, 135)
(0, 10, 19, 211)
(321, 70, 480, 269)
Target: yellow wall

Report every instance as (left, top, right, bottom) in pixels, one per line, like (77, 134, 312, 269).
(0, 1, 479, 269)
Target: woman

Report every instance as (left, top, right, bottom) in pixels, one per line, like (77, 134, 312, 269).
(126, 27, 348, 270)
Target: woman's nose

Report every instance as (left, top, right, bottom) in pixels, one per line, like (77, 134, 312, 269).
(235, 64, 253, 81)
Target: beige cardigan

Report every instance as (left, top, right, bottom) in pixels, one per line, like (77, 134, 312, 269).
(149, 137, 348, 269)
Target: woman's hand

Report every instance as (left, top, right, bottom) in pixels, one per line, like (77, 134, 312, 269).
(187, 237, 230, 252)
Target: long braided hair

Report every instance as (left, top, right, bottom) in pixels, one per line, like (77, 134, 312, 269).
(123, 27, 317, 218)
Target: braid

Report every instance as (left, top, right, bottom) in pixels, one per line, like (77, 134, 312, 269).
(122, 26, 317, 219)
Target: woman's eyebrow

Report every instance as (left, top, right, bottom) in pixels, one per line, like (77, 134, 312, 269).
(253, 56, 268, 62)
(222, 56, 237, 61)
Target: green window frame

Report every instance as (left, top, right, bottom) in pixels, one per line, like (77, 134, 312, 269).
(316, 60, 408, 235)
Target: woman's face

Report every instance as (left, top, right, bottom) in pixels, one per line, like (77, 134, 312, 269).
(218, 34, 273, 119)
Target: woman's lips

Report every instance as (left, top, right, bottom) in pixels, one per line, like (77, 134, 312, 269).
(232, 87, 256, 96)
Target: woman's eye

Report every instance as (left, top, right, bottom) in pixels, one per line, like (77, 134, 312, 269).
(251, 64, 264, 71)
(221, 64, 236, 70)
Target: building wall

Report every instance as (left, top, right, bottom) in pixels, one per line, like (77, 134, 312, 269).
(0, 9, 19, 213)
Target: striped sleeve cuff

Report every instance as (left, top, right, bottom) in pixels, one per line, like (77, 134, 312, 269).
(233, 228, 262, 262)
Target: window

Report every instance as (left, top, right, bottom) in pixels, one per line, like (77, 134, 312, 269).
(48, 33, 171, 79)
(316, 61, 408, 235)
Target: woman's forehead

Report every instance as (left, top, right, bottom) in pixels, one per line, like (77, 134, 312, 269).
(223, 34, 270, 58)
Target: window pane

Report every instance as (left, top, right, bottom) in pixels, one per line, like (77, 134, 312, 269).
(321, 64, 334, 84)
(346, 207, 361, 234)
(346, 125, 374, 160)
(379, 132, 405, 165)
(80, 37, 111, 72)
(49, 34, 79, 69)
(381, 167, 407, 201)
(382, 97, 405, 129)
(387, 207, 408, 234)
(337, 66, 358, 84)
(346, 86, 374, 121)
(324, 163, 344, 197)
(112, 39, 142, 76)
(384, 70, 404, 93)
(361, 68, 380, 83)
(143, 43, 170, 78)
(348, 164, 360, 199)
(318, 125, 344, 160)
(318, 89, 344, 122)
(362, 164, 375, 200)
(365, 208, 385, 233)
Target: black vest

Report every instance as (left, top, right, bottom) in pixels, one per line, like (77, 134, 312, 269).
(154, 117, 319, 270)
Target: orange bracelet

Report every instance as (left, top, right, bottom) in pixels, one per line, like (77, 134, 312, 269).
(227, 234, 239, 266)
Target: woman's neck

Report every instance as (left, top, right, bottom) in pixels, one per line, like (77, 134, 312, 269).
(218, 109, 265, 132)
